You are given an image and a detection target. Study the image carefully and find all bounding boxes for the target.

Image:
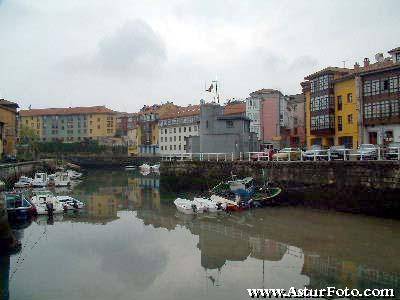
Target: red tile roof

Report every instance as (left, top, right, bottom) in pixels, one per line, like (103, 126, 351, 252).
(159, 105, 200, 120)
(19, 106, 117, 117)
(223, 102, 246, 115)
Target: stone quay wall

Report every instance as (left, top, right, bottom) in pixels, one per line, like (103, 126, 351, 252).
(160, 160, 400, 218)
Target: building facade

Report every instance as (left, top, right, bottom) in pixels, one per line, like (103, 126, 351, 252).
(186, 103, 258, 157)
(137, 102, 177, 156)
(359, 47, 400, 145)
(333, 75, 359, 148)
(246, 96, 262, 140)
(158, 105, 200, 155)
(19, 106, 117, 142)
(0, 99, 19, 156)
(285, 94, 306, 147)
(303, 68, 352, 148)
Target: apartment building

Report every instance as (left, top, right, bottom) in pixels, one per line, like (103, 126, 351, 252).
(285, 94, 306, 147)
(359, 47, 400, 145)
(19, 106, 117, 142)
(158, 105, 200, 155)
(137, 102, 177, 156)
(303, 67, 352, 148)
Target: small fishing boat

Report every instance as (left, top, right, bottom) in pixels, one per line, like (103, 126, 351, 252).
(67, 169, 83, 180)
(139, 163, 151, 171)
(5, 192, 36, 218)
(193, 197, 223, 212)
(151, 164, 160, 171)
(32, 173, 49, 187)
(30, 190, 64, 215)
(53, 172, 71, 187)
(174, 198, 206, 214)
(227, 177, 255, 197)
(251, 186, 282, 205)
(56, 196, 85, 210)
(125, 165, 137, 171)
(14, 176, 33, 188)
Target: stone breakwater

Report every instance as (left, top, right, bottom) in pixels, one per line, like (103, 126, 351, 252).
(160, 160, 400, 218)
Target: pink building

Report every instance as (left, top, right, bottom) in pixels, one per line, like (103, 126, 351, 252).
(247, 89, 288, 148)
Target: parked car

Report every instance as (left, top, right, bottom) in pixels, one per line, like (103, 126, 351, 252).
(357, 144, 378, 160)
(2, 154, 17, 163)
(303, 145, 328, 160)
(251, 149, 276, 161)
(272, 148, 301, 161)
(329, 145, 349, 160)
(385, 142, 400, 160)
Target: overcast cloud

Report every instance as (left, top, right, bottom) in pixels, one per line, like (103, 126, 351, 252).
(0, 0, 399, 112)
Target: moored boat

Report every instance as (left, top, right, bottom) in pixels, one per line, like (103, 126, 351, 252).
(139, 163, 151, 171)
(174, 198, 206, 214)
(53, 172, 71, 187)
(4, 192, 36, 218)
(193, 197, 223, 212)
(14, 176, 33, 188)
(32, 173, 49, 187)
(56, 196, 85, 210)
(30, 190, 64, 215)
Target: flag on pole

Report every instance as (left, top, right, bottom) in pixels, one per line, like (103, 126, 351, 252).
(206, 83, 213, 92)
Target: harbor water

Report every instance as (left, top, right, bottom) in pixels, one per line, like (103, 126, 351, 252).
(1, 170, 400, 300)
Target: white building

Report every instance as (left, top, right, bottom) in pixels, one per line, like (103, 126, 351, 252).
(158, 105, 200, 155)
(246, 97, 262, 140)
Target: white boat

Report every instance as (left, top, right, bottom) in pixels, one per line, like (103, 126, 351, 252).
(151, 164, 160, 171)
(30, 190, 64, 215)
(67, 169, 82, 180)
(14, 176, 33, 188)
(193, 197, 222, 212)
(56, 196, 84, 210)
(139, 163, 151, 171)
(53, 172, 71, 187)
(209, 194, 237, 208)
(174, 198, 206, 214)
(32, 173, 49, 187)
(125, 165, 136, 171)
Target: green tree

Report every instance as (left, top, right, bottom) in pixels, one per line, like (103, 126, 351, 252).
(17, 125, 40, 159)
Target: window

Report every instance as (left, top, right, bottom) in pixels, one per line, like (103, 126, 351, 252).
(194, 125, 197, 131)
(371, 80, 380, 95)
(174, 128, 176, 133)
(337, 96, 342, 111)
(174, 136, 176, 142)
(189, 126, 192, 132)
(97, 125, 100, 129)
(338, 116, 342, 131)
(179, 145, 181, 150)
(226, 120, 234, 128)
(389, 76, 399, 93)
(347, 114, 353, 124)
(174, 145, 176, 150)
(364, 81, 371, 96)
(347, 93, 352, 103)
(178, 136, 181, 141)
(381, 79, 389, 92)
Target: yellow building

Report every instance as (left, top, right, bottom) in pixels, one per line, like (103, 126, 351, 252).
(303, 67, 354, 148)
(0, 99, 19, 156)
(333, 75, 359, 149)
(19, 106, 117, 142)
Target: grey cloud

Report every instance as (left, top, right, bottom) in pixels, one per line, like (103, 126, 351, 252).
(98, 20, 167, 74)
(62, 19, 167, 78)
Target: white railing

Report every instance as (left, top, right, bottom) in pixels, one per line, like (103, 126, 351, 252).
(160, 147, 400, 162)
(161, 152, 235, 162)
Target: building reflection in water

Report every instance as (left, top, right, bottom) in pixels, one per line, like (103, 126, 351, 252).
(2, 170, 399, 297)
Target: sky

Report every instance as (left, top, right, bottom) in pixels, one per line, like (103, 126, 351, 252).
(0, 0, 399, 112)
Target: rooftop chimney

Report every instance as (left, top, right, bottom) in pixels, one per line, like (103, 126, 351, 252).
(364, 58, 370, 67)
(354, 62, 360, 72)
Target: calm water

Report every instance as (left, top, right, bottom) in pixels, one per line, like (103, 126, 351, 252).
(2, 170, 400, 300)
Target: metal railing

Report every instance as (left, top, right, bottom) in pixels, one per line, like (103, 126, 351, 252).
(160, 147, 400, 162)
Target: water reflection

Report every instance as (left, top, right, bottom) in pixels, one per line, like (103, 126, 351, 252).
(2, 170, 400, 299)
